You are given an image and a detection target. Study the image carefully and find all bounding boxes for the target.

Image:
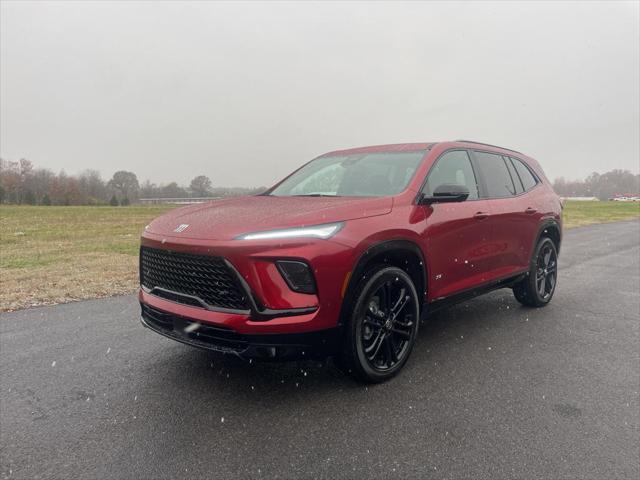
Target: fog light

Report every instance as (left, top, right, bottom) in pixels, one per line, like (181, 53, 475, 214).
(276, 260, 316, 294)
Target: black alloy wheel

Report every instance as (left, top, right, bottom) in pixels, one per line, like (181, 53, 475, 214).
(535, 242, 557, 300)
(513, 236, 558, 307)
(341, 265, 420, 383)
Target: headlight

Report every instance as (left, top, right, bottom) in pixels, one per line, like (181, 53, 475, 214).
(236, 222, 343, 241)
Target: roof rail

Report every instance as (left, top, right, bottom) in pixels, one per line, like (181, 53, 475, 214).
(454, 140, 522, 154)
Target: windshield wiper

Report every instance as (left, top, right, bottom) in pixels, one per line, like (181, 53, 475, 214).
(293, 193, 339, 197)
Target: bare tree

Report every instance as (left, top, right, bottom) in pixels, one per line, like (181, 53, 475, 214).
(0, 158, 283, 204)
(0, 159, 21, 203)
(29, 168, 55, 203)
(160, 182, 188, 198)
(78, 169, 107, 204)
(139, 180, 157, 199)
(553, 169, 640, 199)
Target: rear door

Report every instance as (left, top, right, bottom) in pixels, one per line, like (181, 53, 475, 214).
(418, 150, 493, 300)
(509, 156, 546, 261)
(471, 151, 540, 277)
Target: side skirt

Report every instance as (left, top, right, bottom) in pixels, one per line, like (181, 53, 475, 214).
(426, 271, 527, 315)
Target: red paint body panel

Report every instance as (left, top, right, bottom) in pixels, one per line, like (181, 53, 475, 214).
(146, 195, 393, 241)
(139, 141, 562, 341)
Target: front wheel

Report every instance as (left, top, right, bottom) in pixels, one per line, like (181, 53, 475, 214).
(513, 237, 558, 307)
(340, 265, 420, 383)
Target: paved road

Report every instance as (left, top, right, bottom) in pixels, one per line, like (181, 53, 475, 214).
(2, 220, 639, 479)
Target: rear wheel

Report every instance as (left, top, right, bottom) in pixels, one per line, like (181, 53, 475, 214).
(513, 237, 558, 307)
(340, 265, 419, 383)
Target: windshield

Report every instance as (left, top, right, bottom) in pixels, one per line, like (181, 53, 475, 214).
(268, 150, 427, 197)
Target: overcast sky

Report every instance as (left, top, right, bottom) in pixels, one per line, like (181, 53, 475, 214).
(1, 1, 638, 187)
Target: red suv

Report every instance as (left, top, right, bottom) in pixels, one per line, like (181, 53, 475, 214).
(139, 141, 562, 382)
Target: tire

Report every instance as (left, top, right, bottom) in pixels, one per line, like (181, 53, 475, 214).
(513, 237, 558, 307)
(339, 264, 420, 383)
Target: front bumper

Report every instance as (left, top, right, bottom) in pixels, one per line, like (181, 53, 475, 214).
(140, 231, 355, 334)
(141, 303, 341, 360)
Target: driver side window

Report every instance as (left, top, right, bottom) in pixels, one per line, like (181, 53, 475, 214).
(423, 150, 479, 200)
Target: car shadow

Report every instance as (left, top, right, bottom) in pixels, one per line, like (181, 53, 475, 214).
(124, 288, 540, 470)
(143, 288, 528, 398)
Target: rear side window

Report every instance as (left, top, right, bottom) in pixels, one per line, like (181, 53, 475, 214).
(473, 151, 516, 197)
(511, 157, 538, 191)
(504, 156, 524, 194)
(423, 150, 479, 200)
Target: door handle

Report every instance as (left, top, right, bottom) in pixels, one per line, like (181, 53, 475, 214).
(473, 211, 489, 220)
(525, 207, 537, 214)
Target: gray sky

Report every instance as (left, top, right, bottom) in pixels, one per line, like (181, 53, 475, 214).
(1, 1, 638, 187)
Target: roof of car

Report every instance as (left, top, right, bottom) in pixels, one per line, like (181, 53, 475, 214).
(323, 141, 523, 157)
(452, 140, 522, 154)
(322, 143, 434, 156)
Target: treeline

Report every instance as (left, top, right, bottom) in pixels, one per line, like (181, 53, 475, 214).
(552, 169, 640, 200)
(2, 157, 638, 205)
(0, 158, 265, 206)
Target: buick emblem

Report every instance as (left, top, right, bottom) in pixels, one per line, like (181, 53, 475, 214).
(173, 224, 189, 233)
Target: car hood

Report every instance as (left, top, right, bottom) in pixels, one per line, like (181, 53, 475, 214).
(145, 195, 393, 240)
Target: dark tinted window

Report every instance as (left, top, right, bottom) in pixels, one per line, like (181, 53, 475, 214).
(504, 156, 524, 194)
(424, 150, 479, 200)
(511, 157, 538, 191)
(474, 151, 516, 197)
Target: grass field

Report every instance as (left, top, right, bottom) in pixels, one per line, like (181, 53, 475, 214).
(1, 201, 639, 311)
(0, 206, 174, 311)
(560, 200, 640, 228)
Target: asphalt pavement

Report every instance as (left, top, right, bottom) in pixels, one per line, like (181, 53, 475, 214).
(1, 220, 639, 479)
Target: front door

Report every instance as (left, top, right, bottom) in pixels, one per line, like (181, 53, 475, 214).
(417, 150, 494, 300)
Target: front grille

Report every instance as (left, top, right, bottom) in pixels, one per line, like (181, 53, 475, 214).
(140, 246, 250, 310)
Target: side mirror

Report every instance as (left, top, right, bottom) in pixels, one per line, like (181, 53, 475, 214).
(420, 183, 470, 204)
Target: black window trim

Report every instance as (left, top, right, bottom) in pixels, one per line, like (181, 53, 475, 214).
(502, 155, 522, 195)
(508, 155, 541, 193)
(504, 156, 525, 193)
(415, 148, 483, 203)
(469, 148, 542, 199)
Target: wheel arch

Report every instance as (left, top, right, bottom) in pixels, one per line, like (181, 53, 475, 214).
(339, 239, 427, 325)
(534, 219, 562, 258)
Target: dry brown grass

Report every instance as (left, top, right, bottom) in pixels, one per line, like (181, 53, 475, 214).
(1, 205, 174, 311)
(2, 253, 139, 311)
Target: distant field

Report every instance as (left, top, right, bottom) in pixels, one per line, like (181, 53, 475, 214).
(1, 200, 639, 311)
(561, 200, 640, 228)
(0, 205, 174, 311)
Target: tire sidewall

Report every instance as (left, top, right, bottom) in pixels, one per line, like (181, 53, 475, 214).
(528, 237, 558, 305)
(348, 266, 420, 382)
